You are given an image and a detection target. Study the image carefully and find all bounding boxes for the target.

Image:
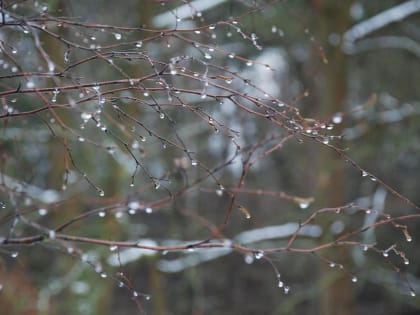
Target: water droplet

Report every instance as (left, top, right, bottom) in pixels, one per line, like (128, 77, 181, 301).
(92, 83, 100, 92)
(143, 91, 149, 97)
(410, 291, 416, 297)
(135, 41, 143, 48)
(107, 147, 115, 155)
(128, 201, 140, 210)
(299, 202, 309, 209)
(216, 189, 223, 196)
(67, 247, 74, 254)
(159, 112, 165, 119)
(154, 181, 160, 189)
(329, 262, 335, 268)
(145, 207, 153, 214)
(363, 245, 369, 251)
(81, 112, 92, 122)
(110, 245, 118, 252)
(361, 171, 368, 177)
(38, 208, 48, 216)
(100, 272, 107, 278)
(383, 252, 389, 257)
(49, 230, 56, 240)
(11, 252, 19, 258)
(351, 276, 358, 283)
(77, 136, 85, 142)
(228, 52, 235, 59)
(404, 259, 410, 265)
(98, 190, 105, 197)
(204, 53, 212, 60)
(114, 33, 122, 40)
(246, 61, 253, 67)
(255, 251, 264, 260)
(283, 286, 290, 294)
(332, 113, 343, 124)
(115, 211, 123, 219)
(191, 160, 198, 166)
(403, 229, 412, 242)
(145, 295, 151, 300)
(200, 93, 207, 99)
(370, 176, 377, 182)
(271, 25, 277, 33)
(48, 61, 55, 72)
(98, 211, 106, 217)
(64, 49, 70, 64)
(133, 291, 139, 297)
(244, 254, 254, 264)
(194, 30, 201, 34)
(278, 280, 284, 288)
(131, 140, 140, 149)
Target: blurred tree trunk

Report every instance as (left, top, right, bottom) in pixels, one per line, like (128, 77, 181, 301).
(138, 5, 168, 315)
(311, 1, 354, 315)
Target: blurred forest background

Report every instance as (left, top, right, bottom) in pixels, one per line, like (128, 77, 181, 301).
(1, 0, 420, 314)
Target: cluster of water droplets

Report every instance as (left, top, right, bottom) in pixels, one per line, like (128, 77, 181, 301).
(51, 88, 60, 103)
(277, 274, 290, 294)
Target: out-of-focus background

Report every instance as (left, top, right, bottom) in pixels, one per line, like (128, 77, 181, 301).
(0, 1, 420, 314)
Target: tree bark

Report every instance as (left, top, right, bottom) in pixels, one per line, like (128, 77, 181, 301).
(312, 1, 354, 315)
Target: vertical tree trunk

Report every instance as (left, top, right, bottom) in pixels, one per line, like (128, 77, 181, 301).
(312, 1, 354, 315)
